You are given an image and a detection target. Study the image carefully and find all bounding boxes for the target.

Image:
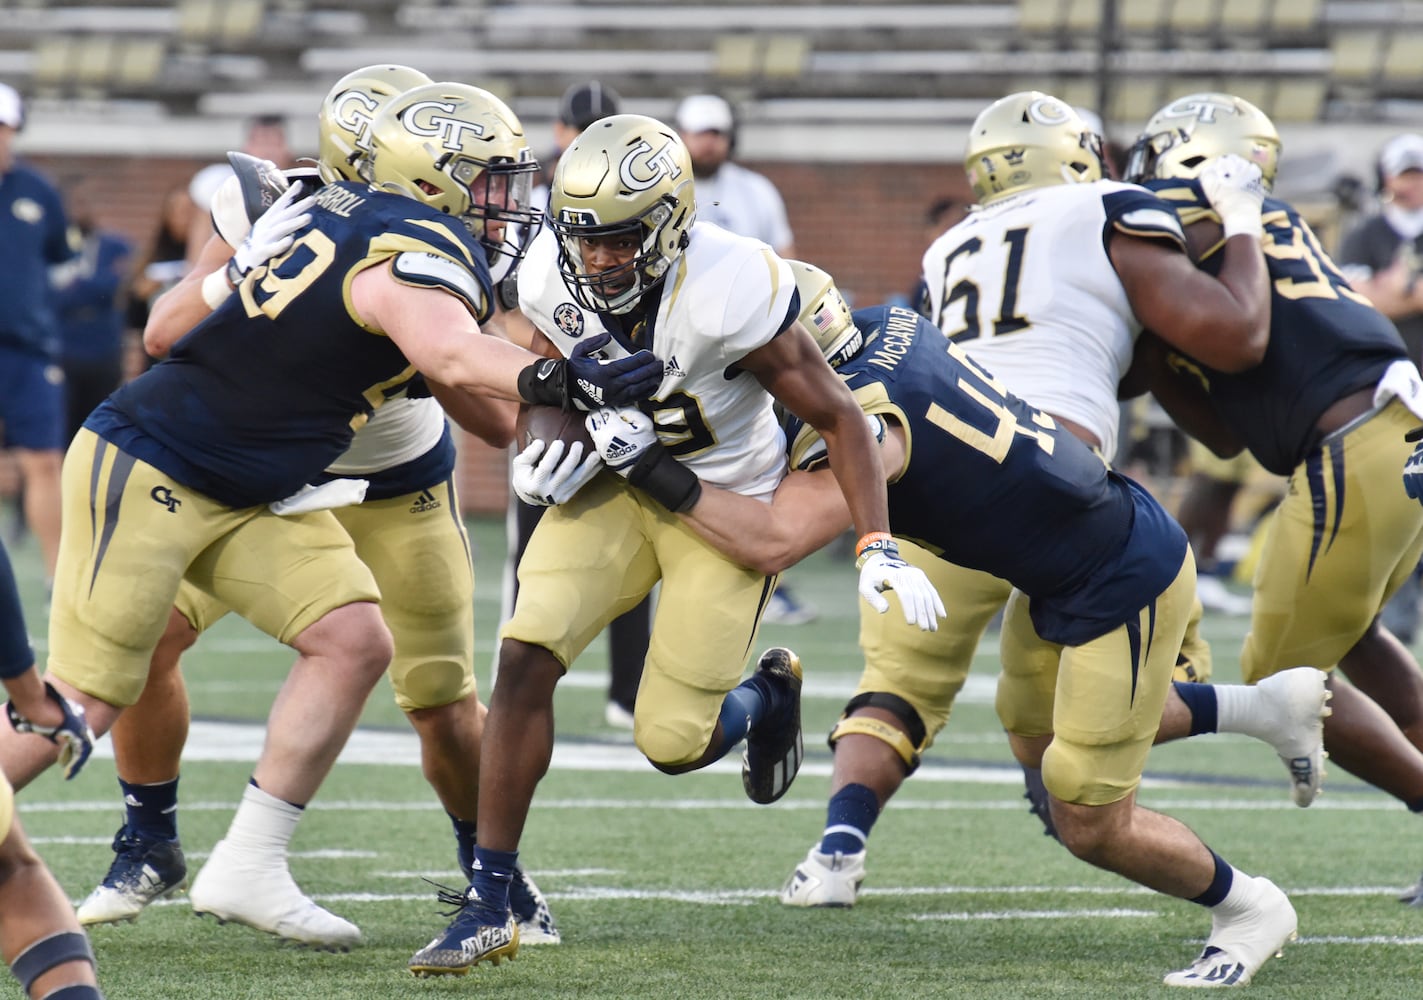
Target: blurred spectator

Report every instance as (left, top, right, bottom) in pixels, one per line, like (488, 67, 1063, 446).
(0, 82, 77, 582)
(186, 114, 295, 262)
(674, 94, 796, 257)
(1338, 133, 1423, 644)
(535, 80, 622, 206)
(125, 186, 194, 374)
(52, 176, 134, 441)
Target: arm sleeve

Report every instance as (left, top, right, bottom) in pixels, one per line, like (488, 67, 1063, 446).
(0, 542, 34, 680)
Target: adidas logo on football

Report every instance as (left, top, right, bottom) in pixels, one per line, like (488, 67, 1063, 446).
(409, 489, 441, 513)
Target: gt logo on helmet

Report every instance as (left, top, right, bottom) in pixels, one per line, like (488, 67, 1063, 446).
(1026, 97, 1073, 126)
(1159, 95, 1240, 125)
(334, 90, 381, 150)
(403, 100, 487, 151)
(618, 139, 684, 192)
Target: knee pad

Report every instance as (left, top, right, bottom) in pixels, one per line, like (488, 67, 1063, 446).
(828, 692, 928, 774)
(11, 932, 94, 995)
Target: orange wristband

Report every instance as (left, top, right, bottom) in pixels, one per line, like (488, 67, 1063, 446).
(855, 531, 893, 559)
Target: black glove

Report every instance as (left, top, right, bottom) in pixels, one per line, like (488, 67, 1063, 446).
(7, 681, 95, 780)
(518, 333, 664, 412)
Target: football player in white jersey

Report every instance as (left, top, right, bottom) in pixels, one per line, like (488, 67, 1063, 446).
(406, 113, 944, 976)
(775, 92, 1325, 914)
(63, 74, 557, 950)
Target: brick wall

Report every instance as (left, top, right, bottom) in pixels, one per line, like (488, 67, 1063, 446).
(32, 154, 970, 513)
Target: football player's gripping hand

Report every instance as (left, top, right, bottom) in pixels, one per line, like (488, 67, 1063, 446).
(518, 333, 664, 412)
(226, 182, 317, 286)
(1403, 430, 1423, 501)
(586, 407, 702, 512)
(511, 438, 602, 507)
(6, 681, 96, 780)
(855, 534, 947, 632)
(1198, 154, 1266, 239)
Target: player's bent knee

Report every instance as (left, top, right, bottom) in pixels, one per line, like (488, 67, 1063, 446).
(9, 932, 95, 996)
(829, 692, 929, 774)
(391, 658, 475, 712)
(1040, 738, 1141, 811)
(636, 718, 711, 771)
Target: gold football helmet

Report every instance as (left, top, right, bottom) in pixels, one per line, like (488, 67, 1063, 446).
(964, 91, 1105, 205)
(366, 81, 542, 265)
(1125, 92, 1281, 191)
(788, 260, 862, 368)
(317, 64, 432, 184)
(548, 113, 696, 314)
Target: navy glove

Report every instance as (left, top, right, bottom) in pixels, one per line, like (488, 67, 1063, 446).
(1405, 434, 1423, 501)
(7, 681, 95, 780)
(518, 333, 664, 412)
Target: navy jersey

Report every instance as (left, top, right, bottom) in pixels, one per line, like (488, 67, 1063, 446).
(1148, 178, 1406, 475)
(788, 305, 1187, 646)
(0, 162, 76, 356)
(88, 182, 491, 508)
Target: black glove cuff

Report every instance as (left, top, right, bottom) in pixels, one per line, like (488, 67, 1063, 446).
(628, 443, 702, 513)
(1407, 425, 1423, 444)
(225, 256, 246, 288)
(517, 358, 568, 409)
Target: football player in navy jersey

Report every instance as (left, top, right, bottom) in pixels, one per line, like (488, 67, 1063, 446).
(1126, 94, 1423, 903)
(0, 77, 662, 954)
(588, 270, 1305, 989)
(67, 75, 557, 951)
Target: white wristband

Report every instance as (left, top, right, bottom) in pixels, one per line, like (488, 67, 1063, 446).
(200, 267, 235, 311)
(1220, 213, 1263, 240)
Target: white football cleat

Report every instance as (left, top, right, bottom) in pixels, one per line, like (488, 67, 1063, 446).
(1164, 876, 1297, 988)
(779, 846, 866, 908)
(1254, 667, 1332, 807)
(189, 838, 361, 950)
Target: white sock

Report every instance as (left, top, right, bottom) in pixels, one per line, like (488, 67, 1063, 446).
(1213, 684, 1268, 740)
(222, 782, 302, 857)
(1212, 867, 1258, 916)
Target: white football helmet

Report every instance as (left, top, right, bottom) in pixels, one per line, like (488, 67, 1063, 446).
(317, 64, 432, 184)
(1125, 92, 1281, 191)
(964, 91, 1105, 205)
(366, 81, 542, 268)
(788, 260, 862, 368)
(548, 114, 696, 314)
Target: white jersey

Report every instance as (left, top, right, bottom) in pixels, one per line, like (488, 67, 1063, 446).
(519, 222, 793, 499)
(920, 180, 1186, 459)
(210, 166, 448, 477)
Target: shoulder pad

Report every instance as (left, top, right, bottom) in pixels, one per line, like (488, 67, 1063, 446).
(390, 251, 492, 323)
(1102, 185, 1187, 251)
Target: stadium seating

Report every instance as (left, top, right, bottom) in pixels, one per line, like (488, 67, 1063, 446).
(0, 0, 1416, 155)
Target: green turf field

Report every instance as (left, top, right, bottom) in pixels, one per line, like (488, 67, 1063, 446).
(7, 516, 1421, 999)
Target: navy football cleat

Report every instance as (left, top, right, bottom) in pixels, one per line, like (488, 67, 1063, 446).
(508, 866, 560, 945)
(409, 884, 519, 977)
(742, 647, 804, 804)
(76, 826, 188, 925)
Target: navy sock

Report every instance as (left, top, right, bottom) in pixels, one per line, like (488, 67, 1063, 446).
(119, 776, 179, 842)
(707, 673, 782, 760)
(1173, 681, 1219, 736)
(1189, 849, 1235, 907)
(819, 783, 880, 856)
(470, 846, 519, 913)
(449, 813, 477, 882)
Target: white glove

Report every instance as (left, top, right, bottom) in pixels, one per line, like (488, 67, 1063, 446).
(511, 438, 602, 506)
(226, 182, 317, 285)
(856, 537, 947, 632)
(1198, 154, 1266, 239)
(585, 406, 658, 474)
(269, 478, 369, 516)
